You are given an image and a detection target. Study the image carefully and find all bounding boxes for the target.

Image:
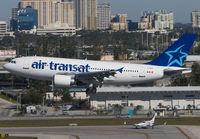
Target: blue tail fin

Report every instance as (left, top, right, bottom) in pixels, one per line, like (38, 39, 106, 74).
(145, 34, 198, 67)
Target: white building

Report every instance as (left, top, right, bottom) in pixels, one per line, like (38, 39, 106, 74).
(110, 23, 127, 31)
(154, 10, 174, 30)
(0, 21, 7, 39)
(90, 86, 200, 110)
(0, 50, 16, 60)
(191, 11, 200, 28)
(110, 14, 128, 31)
(138, 11, 154, 30)
(186, 55, 200, 62)
(46, 91, 88, 101)
(97, 3, 111, 30)
(138, 10, 174, 30)
(37, 22, 76, 36)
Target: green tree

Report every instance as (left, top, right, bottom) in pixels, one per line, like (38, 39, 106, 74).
(29, 80, 47, 94)
(62, 92, 73, 103)
(172, 62, 200, 86)
(22, 89, 43, 105)
(190, 62, 200, 85)
(61, 89, 73, 103)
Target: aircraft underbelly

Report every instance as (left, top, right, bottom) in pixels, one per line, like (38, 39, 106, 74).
(103, 74, 160, 85)
(26, 68, 163, 85)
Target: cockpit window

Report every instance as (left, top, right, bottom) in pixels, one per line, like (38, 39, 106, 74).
(10, 60, 16, 64)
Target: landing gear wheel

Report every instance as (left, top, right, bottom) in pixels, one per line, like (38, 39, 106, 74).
(86, 87, 97, 96)
(26, 78, 30, 88)
(92, 88, 97, 94)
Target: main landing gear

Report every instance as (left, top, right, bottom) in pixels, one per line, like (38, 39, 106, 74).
(86, 87, 97, 95)
(86, 84, 97, 96)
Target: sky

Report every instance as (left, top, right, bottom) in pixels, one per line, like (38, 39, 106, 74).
(1, 0, 200, 23)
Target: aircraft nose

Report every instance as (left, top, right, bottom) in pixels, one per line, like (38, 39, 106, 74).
(3, 63, 11, 71)
(3, 63, 8, 70)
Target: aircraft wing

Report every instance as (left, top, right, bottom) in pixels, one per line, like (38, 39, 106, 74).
(76, 70, 116, 85)
(58, 67, 124, 85)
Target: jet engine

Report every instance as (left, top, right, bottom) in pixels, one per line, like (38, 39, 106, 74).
(54, 75, 75, 88)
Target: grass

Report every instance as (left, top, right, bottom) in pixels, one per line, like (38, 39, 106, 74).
(0, 94, 16, 103)
(3, 137, 37, 139)
(0, 117, 200, 127)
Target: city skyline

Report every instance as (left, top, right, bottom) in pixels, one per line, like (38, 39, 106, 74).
(1, 0, 200, 23)
(19, 0, 75, 28)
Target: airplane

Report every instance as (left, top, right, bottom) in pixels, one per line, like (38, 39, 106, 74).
(3, 34, 197, 95)
(134, 114, 156, 129)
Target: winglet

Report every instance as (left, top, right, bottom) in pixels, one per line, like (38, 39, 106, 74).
(117, 67, 124, 73)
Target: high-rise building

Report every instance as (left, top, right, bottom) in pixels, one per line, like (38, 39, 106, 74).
(74, 0, 87, 29)
(12, 7, 19, 20)
(74, 0, 97, 30)
(88, 0, 97, 30)
(138, 11, 154, 29)
(0, 21, 7, 39)
(191, 11, 200, 28)
(18, 6, 38, 30)
(138, 10, 174, 30)
(61, 0, 74, 27)
(111, 14, 127, 23)
(110, 14, 128, 31)
(10, 7, 19, 31)
(154, 10, 173, 30)
(97, 2, 111, 30)
(19, 0, 74, 28)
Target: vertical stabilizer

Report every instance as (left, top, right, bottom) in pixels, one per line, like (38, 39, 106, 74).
(145, 34, 197, 67)
(150, 114, 156, 124)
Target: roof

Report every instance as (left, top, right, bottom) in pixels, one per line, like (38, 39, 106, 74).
(97, 86, 200, 93)
(186, 55, 200, 62)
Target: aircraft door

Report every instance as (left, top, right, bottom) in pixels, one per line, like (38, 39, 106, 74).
(22, 58, 30, 71)
(139, 68, 146, 78)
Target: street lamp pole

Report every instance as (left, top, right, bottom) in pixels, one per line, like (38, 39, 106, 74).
(43, 96, 45, 116)
(17, 96, 18, 113)
(19, 93, 22, 109)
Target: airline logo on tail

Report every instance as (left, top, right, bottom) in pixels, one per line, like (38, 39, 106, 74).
(145, 34, 198, 67)
(165, 44, 188, 67)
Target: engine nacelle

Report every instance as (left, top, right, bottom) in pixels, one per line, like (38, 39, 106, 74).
(54, 75, 75, 88)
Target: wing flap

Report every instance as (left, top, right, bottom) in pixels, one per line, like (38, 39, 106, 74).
(76, 70, 117, 84)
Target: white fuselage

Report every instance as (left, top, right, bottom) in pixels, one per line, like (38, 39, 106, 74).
(134, 120, 154, 128)
(134, 115, 156, 128)
(3, 56, 181, 86)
